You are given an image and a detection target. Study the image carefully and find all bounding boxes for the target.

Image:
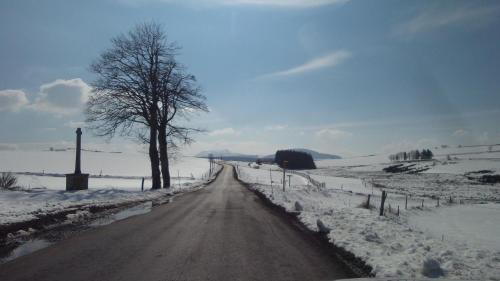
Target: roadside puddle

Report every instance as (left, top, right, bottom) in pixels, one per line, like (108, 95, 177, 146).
(0, 239, 52, 264)
(1, 201, 153, 264)
(90, 201, 153, 227)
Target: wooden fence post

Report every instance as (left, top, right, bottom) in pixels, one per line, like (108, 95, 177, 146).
(405, 195, 408, 210)
(366, 194, 371, 209)
(379, 191, 387, 216)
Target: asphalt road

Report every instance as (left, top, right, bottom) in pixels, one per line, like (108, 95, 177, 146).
(0, 165, 355, 281)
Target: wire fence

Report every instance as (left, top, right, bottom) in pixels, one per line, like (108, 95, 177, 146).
(236, 164, 486, 218)
(288, 169, 478, 217)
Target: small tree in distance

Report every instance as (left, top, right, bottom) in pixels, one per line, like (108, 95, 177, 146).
(389, 149, 434, 162)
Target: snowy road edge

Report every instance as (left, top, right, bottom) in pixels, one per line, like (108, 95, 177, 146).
(0, 164, 224, 245)
(230, 164, 373, 278)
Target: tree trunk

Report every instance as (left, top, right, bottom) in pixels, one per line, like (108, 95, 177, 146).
(149, 123, 162, 190)
(158, 125, 171, 188)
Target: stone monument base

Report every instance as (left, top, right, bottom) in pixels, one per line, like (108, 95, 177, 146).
(66, 173, 89, 191)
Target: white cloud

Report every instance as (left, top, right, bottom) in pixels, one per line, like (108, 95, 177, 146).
(0, 90, 29, 112)
(186, 140, 274, 156)
(223, 0, 349, 8)
(65, 120, 87, 129)
(315, 128, 352, 141)
(452, 128, 468, 137)
(208, 127, 240, 136)
(116, 0, 349, 8)
(396, 3, 500, 37)
(261, 50, 351, 78)
(265, 124, 288, 131)
(32, 78, 91, 115)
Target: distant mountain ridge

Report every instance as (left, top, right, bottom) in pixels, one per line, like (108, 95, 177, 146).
(289, 148, 341, 160)
(195, 149, 257, 158)
(196, 148, 341, 161)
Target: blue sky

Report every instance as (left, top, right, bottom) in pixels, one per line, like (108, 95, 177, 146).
(1, 0, 499, 156)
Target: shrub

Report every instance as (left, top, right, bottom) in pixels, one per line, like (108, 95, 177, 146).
(0, 172, 18, 190)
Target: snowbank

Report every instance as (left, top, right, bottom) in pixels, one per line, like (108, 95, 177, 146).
(0, 163, 223, 227)
(0, 188, 168, 225)
(234, 163, 500, 280)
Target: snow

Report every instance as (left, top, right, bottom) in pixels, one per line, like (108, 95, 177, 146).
(3, 239, 52, 262)
(0, 150, 210, 177)
(0, 180, 204, 225)
(423, 159, 500, 175)
(15, 175, 151, 191)
(316, 144, 500, 175)
(232, 162, 308, 187)
(2, 143, 499, 279)
(0, 150, 212, 190)
(305, 173, 369, 194)
(316, 154, 391, 168)
(233, 156, 500, 280)
(0, 150, 221, 226)
(408, 203, 500, 252)
(90, 201, 153, 227)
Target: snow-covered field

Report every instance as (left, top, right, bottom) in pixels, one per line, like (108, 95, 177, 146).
(408, 203, 500, 252)
(0, 150, 212, 190)
(0, 165, 222, 226)
(233, 144, 500, 280)
(0, 150, 219, 226)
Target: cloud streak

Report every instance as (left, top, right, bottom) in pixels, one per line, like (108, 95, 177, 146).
(452, 128, 468, 137)
(396, 3, 500, 37)
(116, 0, 349, 8)
(208, 127, 240, 136)
(223, 0, 349, 8)
(265, 124, 288, 131)
(261, 50, 351, 78)
(315, 128, 352, 141)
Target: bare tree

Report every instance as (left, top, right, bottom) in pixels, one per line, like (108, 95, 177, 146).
(86, 22, 177, 189)
(157, 68, 208, 188)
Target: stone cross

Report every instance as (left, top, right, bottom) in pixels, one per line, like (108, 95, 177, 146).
(66, 127, 88, 191)
(75, 128, 82, 174)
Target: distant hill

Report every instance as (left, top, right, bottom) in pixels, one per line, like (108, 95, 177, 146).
(263, 148, 341, 161)
(195, 148, 341, 162)
(195, 149, 256, 158)
(292, 148, 341, 160)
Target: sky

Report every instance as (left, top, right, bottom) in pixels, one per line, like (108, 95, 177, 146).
(1, 0, 500, 157)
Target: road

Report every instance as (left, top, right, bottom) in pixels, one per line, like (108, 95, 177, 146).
(0, 165, 355, 281)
